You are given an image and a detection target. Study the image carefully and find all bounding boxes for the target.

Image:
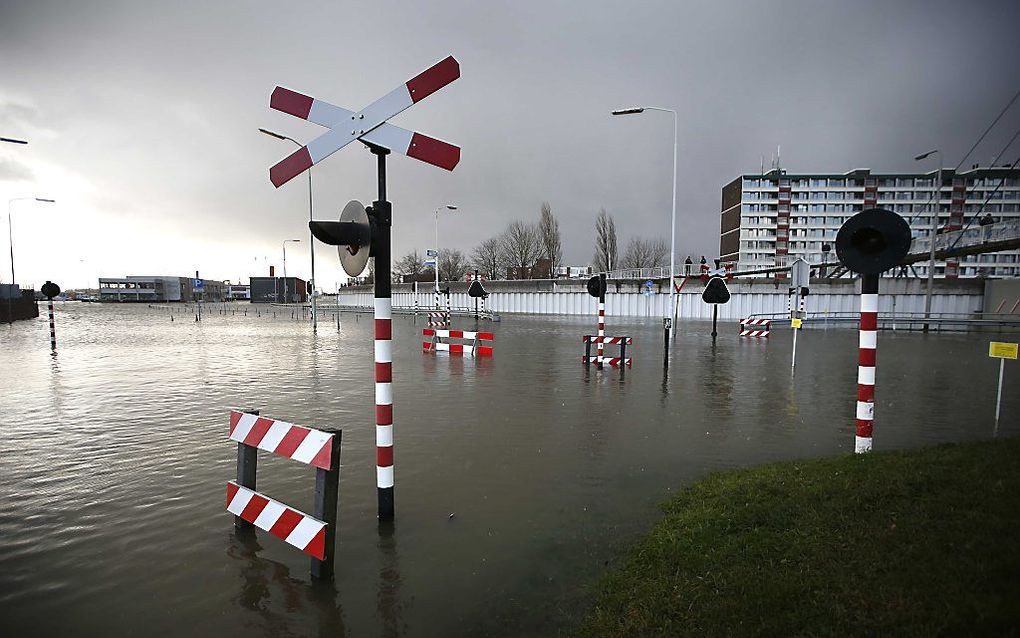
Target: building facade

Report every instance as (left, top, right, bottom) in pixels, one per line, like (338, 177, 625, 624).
(249, 277, 307, 303)
(225, 284, 251, 301)
(720, 167, 1020, 278)
(98, 276, 226, 302)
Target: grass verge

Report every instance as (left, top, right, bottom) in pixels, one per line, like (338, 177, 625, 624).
(576, 438, 1020, 637)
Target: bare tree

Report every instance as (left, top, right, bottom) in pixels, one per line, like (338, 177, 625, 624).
(592, 208, 618, 272)
(438, 249, 469, 282)
(537, 202, 563, 275)
(500, 220, 541, 278)
(394, 250, 425, 282)
(472, 236, 504, 280)
(621, 237, 669, 269)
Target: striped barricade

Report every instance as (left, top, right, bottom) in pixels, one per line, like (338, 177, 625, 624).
(422, 328, 494, 356)
(426, 311, 449, 327)
(582, 335, 632, 368)
(739, 318, 771, 337)
(226, 409, 342, 580)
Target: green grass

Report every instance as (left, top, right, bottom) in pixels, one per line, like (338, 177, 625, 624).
(576, 438, 1020, 638)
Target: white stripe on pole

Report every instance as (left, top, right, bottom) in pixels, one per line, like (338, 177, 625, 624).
(860, 293, 879, 313)
(859, 330, 878, 349)
(858, 366, 876, 385)
(377, 466, 394, 489)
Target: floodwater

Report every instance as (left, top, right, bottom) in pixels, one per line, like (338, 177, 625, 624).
(1, 302, 1016, 637)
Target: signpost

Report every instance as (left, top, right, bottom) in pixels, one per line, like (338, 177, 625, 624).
(277, 56, 461, 521)
(194, 274, 204, 322)
(701, 261, 731, 342)
(834, 208, 912, 454)
(789, 258, 809, 374)
(989, 341, 1017, 436)
(41, 280, 60, 352)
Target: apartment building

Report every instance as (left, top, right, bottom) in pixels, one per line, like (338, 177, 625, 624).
(720, 166, 1020, 278)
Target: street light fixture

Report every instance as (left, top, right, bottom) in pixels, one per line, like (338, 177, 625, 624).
(261, 127, 319, 332)
(434, 204, 457, 300)
(7, 197, 56, 323)
(1, 137, 28, 145)
(914, 149, 941, 332)
(282, 239, 301, 304)
(611, 105, 679, 349)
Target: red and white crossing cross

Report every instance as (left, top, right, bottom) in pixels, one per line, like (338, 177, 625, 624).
(268, 56, 461, 187)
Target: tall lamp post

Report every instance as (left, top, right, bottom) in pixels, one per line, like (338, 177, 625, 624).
(282, 239, 300, 304)
(261, 128, 318, 332)
(7, 197, 56, 323)
(434, 204, 457, 297)
(611, 106, 679, 348)
(915, 149, 941, 333)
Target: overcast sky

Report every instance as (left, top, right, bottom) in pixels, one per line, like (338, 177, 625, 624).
(2, 0, 1019, 289)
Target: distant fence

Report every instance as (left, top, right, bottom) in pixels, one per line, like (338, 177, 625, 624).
(332, 280, 984, 321)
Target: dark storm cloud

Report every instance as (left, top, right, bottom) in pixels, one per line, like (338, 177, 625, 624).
(1, 0, 1019, 276)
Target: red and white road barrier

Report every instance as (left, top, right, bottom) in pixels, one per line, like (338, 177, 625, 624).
(226, 409, 341, 579)
(585, 336, 632, 345)
(855, 278, 878, 453)
(423, 328, 494, 356)
(229, 410, 335, 470)
(582, 356, 631, 368)
(426, 311, 449, 327)
(375, 298, 395, 515)
(582, 335, 632, 367)
(226, 482, 327, 559)
(268, 57, 461, 187)
(739, 318, 771, 337)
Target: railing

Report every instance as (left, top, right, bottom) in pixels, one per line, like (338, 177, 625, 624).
(742, 310, 1020, 331)
(910, 218, 1020, 255)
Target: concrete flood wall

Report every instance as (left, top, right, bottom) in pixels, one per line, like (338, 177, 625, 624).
(335, 278, 988, 321)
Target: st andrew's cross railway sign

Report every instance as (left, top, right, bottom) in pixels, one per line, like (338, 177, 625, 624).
(270, 57, 461, 523)
(268, 56, 461, 187)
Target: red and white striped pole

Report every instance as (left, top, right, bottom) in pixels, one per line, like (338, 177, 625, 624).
(372, 148, 395, 519)
(855, 274, 879, 454)
(597, 273, 606, 370)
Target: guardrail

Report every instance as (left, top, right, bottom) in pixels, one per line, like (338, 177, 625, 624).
(741, 311, 1020, 331)
(910, 218, 1020, 255)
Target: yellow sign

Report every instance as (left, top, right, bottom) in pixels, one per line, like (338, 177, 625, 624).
(989, 342, 1018, 360)
(791, 318, 803, 329)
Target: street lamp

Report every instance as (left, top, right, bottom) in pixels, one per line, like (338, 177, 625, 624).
(261, 127, 318, 332)
(914, 149, 941, 332)
(282, 239, 301, 304)
(1, 137, 28, 145)
(434, 204, 457, 299)
(612, 105, 679, 348)
(7, 197, 55, 323)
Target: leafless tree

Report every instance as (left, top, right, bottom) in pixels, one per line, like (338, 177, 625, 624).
(438, 249, 469, 282)
(592, 208, 618, 272)
(500, 219, 541, 277)
(472, 236, 504, 280)
(394, 250, 426, 282)
(621, 237, 669, 269)
(537, 202, 562, 274)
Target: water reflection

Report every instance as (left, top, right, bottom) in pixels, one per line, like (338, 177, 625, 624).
(227, 530, 347, 637)
(376, 522, 405, 638)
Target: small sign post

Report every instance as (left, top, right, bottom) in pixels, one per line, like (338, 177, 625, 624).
(41, 281, 61, 352)
(989, 341, 1018, 435)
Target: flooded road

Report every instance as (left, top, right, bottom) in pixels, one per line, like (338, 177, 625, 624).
(1, 303, 1016, 637)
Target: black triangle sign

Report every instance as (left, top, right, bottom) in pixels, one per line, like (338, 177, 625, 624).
(468, 280, 488, 298)
(702, 277, 730, 304)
